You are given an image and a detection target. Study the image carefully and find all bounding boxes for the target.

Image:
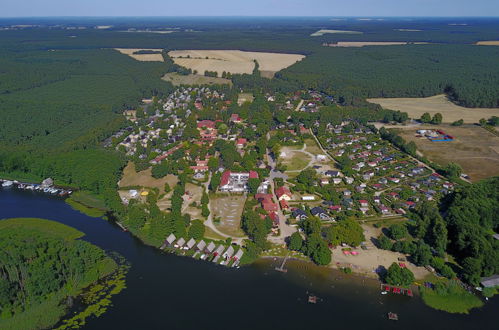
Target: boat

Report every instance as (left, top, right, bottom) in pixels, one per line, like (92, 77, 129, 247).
(381, 291, 388, 295)
(2, 180, 14, 187)
(388, 312, 398, 321)
(308, 295, 318, 304)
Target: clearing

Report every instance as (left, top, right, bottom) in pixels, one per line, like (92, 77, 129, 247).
(237, 93, 254, 105)
(332, 223, 430, 279)
(162, 72, 231, 86)
(476, 41, 499, 46)
(310, 29, 363, 36)
(279, 138, 338, 175)
(114, 48, 164, 62)
(119, 162, 178, 194)
(324, 41, 428, 47)
(395, 125, 499, 181)
(182, 183, 204, 220)
(368, 94, 499, 123)
(168, 50, 305, 77)
(210, 195, 246, 237)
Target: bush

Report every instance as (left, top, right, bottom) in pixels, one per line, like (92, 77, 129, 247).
(389, 224, 408, 240)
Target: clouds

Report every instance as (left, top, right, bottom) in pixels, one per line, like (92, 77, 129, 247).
(1, 0, 498, 17)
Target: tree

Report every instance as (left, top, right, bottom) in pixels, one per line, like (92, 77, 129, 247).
(304, 233, 331, 266)
(444, 162, 462, 179)
(420, 112, 432, 123)
(201, 204, 210, 218)
(385, 263, 415, 286)
(288, 232, 303, 251)
(378, 234, 393, 250)
(479, 118, 487, 126)
(389, 224, 408, 240)
(188, 220, 205, 240)
(451, 119, 464, 126)
(413, 240, 432, 266)
(431, 113, 443, 124)
(324, 220, 365, 247)
(247, 178, 260, 194)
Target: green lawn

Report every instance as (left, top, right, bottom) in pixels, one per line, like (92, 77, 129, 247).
(420, 280, 484, 314)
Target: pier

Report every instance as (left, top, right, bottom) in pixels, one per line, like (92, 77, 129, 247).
(275, 253, 290, 273)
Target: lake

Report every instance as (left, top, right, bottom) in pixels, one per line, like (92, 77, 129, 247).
(0, 188, 497, 330)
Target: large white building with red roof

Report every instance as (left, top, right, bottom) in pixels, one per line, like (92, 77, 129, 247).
(219, 170, 259, 192)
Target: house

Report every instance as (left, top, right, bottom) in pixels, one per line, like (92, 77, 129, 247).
(196, 240, 207, 251)
(320, 178, 330, 185)
(205, 242, 216, 253)
(311, 207, 330, 220)
(233, 249, 244, 261)
(379, 205, 390, 214)
(388, 192, 399, 199)
(236, 138, 247, 147)
(230, 113, 242, 123)
(359, 200, 369, 207)
(279, 200, 289, 210)
(343, 190, 352, 196)
(213, 245, 225, 256)
(255, 193, 273, 202)
(219, 170, 258, 192)
(344, 177, 354, 184)
(329, 205, 342, 212)
(175, 237, 186, 248)
(262, 200, 278, 212)
(333, 178, 342, 184)
(275, 186, 292, 201)
(197, 120, 216, 130)
(302, 196, 315, 201)
(325, 170, 340, 177)
(165, 233, 176, 246)
(269, 212, 280, 226)
(373, 196, 381, 204)
(186, 238, 196, 250)
(481, 275, 499, 288)
(223, 246, 235, 258)
(405, 201, 416, 209)
(292, 208, 308, 220)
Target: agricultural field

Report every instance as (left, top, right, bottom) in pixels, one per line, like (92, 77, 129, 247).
(310, 29, 363, 36)
(368, 94, 499, 123)
(476, 41, 499, 46)
(324, 41, 428, 47)
(210, 195, 246, 237)
(114, 48, 164, 61)
(119, 162, 178, 193)
(162, 72, 232, 86)
(168, 50, 305, 76)
(395, 125, 499, 181)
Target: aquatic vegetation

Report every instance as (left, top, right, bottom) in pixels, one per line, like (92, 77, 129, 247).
(420, 280, 484, 314)
(66, 197, 107, 218)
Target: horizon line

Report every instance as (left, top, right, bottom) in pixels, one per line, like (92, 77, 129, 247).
(1, 15, 499, 19)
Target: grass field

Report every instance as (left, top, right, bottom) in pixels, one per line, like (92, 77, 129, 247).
(368, 94, 499, 123)
(211, 195, 246, 237)
(168, 50, 305, 76)
(0, 218, 84, 240)
(119, 162, 178, 194)
(114, 48, 164, 62)
(420, 281, 484, 314)
(476, 41, 499, 46)
(162, 72, 232, 86)
(311, 29, 363, 36)
(395, 125, 499, 181)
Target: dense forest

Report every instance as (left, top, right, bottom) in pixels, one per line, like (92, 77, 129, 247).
(0, 218, 116, 329)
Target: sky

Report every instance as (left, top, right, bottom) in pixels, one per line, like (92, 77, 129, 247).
(1, 0, 498, 17)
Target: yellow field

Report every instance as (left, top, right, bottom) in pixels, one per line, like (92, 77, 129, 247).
(168, 50, 305, 76)
(324, 41, 428, 47)
(310, 29, 363, 36)
(119, 162, 177, 193)
(476, 41, 499, 46)
(114, 48, 164, 62)
(368, 94, 499, 123)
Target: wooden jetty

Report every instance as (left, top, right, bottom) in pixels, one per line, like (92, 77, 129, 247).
(381, 284, 413, 297)
(116, 222, 128, 232)
(275, 253, 290, 273)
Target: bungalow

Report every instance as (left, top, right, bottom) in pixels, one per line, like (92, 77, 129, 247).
(186, 238, 196, 250)
(388, 192, 399, 199)
(311, 207, 330, 220)
(233, 249, 244, 261)
(275, 186, 292, 201)
(213, 245, 225, 257)
(320, 178, 330, 186)
(269, 212, 280, 226)
(373, 196, 381, 204)
(196, 240, 207, 251)
(230, 113, 242, 123)
(165, 233, 176, 246)
(332, 178, 342, 185)
(405, 201, 416, 209)
(379, 205, 390, 214)
(236, 138, 247, 148)
(223, 246, 235, 258)
(329, 205, 342, 212)
(389, 177, 400, 183)
(481, 275, 499, 288)
(343, 190, 352, 196)
(344, 177, 354, 184)
(325, 170, 340, 177)
(292, 208, 308, 220)
(197, 120, 216, 130)
(302, 196, 315, 201)
(175, 237, 186, 249)
(359, 200, 369, 207)
(255, 193, 273, 202)
(205, 242, 216, 254)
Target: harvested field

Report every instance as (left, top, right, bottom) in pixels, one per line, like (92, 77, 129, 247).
(395, 125, 499, 181)
(476, 41, 499, 46)
(368, 94, 499, 123)
(324, 41, 428, 47)
(119, 162, 178, 193)
(114, 48, 164, 62)
(211, 195, 246, 237)
(311, 29, 363, 36)
(162, 72, 231, 86)
(168, 50, 305, 76)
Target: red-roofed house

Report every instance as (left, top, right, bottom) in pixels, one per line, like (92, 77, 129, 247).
(230, 114, 242, 123)
(236, 138, 247, 147)
(255, 193, 273, 202)
(275, 186, 292, 201)
(359, 200, 369, 207)
(268, 212, 279, 227)
(279, 200, 289, 210)
(262, 200, 278, 212)
(219, 171, 256, 192)
(197, 120, 216, 129)
(249, 171, 259, 179)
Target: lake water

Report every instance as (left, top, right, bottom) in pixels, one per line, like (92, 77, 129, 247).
(0, 188, 497, 330)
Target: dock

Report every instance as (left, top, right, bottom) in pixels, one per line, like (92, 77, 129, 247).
(275, 253, 290, 273)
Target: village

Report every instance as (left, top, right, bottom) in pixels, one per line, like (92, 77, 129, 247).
(107, 86, 457, 273)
